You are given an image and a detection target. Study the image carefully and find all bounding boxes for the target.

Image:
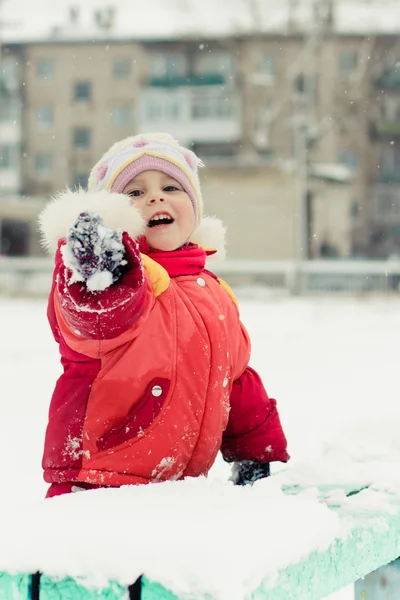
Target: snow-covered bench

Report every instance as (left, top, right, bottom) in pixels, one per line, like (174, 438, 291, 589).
(0, 476, 400, 600)
(3, 518, 400, 600)
(2, 428, 400, 600)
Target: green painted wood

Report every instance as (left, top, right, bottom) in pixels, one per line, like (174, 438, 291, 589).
(253, 506, 400, 600)
(0, 573, 30, 600)
(141, 577, 180, 600)
(39, 575, 126, 599)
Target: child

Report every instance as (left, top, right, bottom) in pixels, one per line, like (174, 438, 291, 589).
(39, 133, 289, 498)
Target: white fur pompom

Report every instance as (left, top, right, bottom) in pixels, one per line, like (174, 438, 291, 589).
(38, 188, 145, 255)
(189, 216, 226, 261)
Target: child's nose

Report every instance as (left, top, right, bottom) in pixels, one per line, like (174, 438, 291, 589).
(149, 192, 166, 204)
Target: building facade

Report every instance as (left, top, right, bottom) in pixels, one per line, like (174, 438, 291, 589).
(0, 45, 26, 254)
(0, 2, 399, 259)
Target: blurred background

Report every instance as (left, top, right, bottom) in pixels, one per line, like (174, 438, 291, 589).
(0, 0, 400, 295)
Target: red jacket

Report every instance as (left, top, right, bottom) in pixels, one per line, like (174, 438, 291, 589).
(43, 234, 289, 495)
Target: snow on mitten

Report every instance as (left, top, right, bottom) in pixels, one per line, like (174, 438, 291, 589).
(231, 460, 270, 486)
(64, 212, 127, 291)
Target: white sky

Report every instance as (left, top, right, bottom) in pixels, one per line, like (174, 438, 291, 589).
(1, 0, 400, 42)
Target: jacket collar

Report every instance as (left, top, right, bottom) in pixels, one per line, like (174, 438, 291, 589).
(139, 237, 215, 277)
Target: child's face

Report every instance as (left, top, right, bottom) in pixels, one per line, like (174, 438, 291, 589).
(123, 170, 196, 251)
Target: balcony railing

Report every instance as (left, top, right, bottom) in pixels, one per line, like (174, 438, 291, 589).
(149, 73, 226, 88)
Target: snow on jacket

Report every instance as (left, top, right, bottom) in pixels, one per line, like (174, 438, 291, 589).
(40, 190, 289, 489)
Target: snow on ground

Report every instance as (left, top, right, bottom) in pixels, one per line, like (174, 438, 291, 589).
(1, 293, 400, 598)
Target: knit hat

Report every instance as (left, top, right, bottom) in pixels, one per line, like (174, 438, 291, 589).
(38, 133, 226, 259)
(88, 133, 204, 227)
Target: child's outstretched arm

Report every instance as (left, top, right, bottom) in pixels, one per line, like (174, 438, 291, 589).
(221, 366, 290, 481)
(40, 190, 149, 345)
(55, 210, 146, 341)
(213, 280, 289, 485)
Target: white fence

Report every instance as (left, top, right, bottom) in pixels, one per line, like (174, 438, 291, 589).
(1, 256, 400, 296)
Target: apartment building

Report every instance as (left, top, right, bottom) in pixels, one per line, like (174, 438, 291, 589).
(16, 35, 310, 260)
(22, 41, 145, 194)
(0, 45, 29, 254)
(368, 50, 400, 258)
(0, 48, 22, 194)
(1, 0, 399, 259)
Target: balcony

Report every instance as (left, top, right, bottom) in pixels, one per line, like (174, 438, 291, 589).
(139, 86, 242, 145)
(376, 70, 400, 90)
(149, 73, 225, 88)
(370, 120, 400, 139)
(378, 171, 400, 184)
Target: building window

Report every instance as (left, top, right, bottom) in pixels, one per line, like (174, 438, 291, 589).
(0, 219, 29, 256)
(381, 147, 400, 171)
(146, 99, 180, 121)
(319, 240, 339, 258)
(196, 52, 235, 79)
(350, 201, 360, 223)
(37, 58, 54, 79)
(338, 148, 358, 171)
(0, 145, 18, 169)
(192, 94, 235, 120)
(112, 105, 134, 126)
(375, 186, 400, 222)
(72, 172, 88, 190)
(73, 127, 91, 148)
(35, 153, 53, 176)
(146, 102, 163, 121)
(258, 54, 276, 77)
(166, 100, 180, 120)
(150, 53, 186, 78)
(0, 98, 18, 122)
(339, 52, 358, 74)
(74, 81, 92, 102)
(35, 105, 54, 126)
(113, 57, 131, 78)
(378, 194, 394, 216)
(0, 145, 11, 168)
(294, 74, 316, 95)
(1, 56, 19, 90)
(380, 96, 400, 122)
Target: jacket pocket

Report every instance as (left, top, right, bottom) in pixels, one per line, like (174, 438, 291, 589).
(97, 378, 170, 452)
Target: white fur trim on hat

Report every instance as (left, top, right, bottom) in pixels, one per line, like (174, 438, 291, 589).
(189, 216, 226, 261)
(38, 188, 145, 255)
(38, 189, 227, 259)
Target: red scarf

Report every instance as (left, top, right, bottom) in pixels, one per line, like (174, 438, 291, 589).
(138, 237, 216, 278)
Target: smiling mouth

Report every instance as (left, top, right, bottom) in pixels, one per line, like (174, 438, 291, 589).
(147, 214, 175, 228)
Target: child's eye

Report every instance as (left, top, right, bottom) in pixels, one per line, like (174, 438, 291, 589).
(128, 189, 143, 198)
(163, 185, 179, 192)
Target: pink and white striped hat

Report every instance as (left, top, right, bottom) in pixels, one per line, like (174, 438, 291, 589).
(88, 133, 204, 227)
